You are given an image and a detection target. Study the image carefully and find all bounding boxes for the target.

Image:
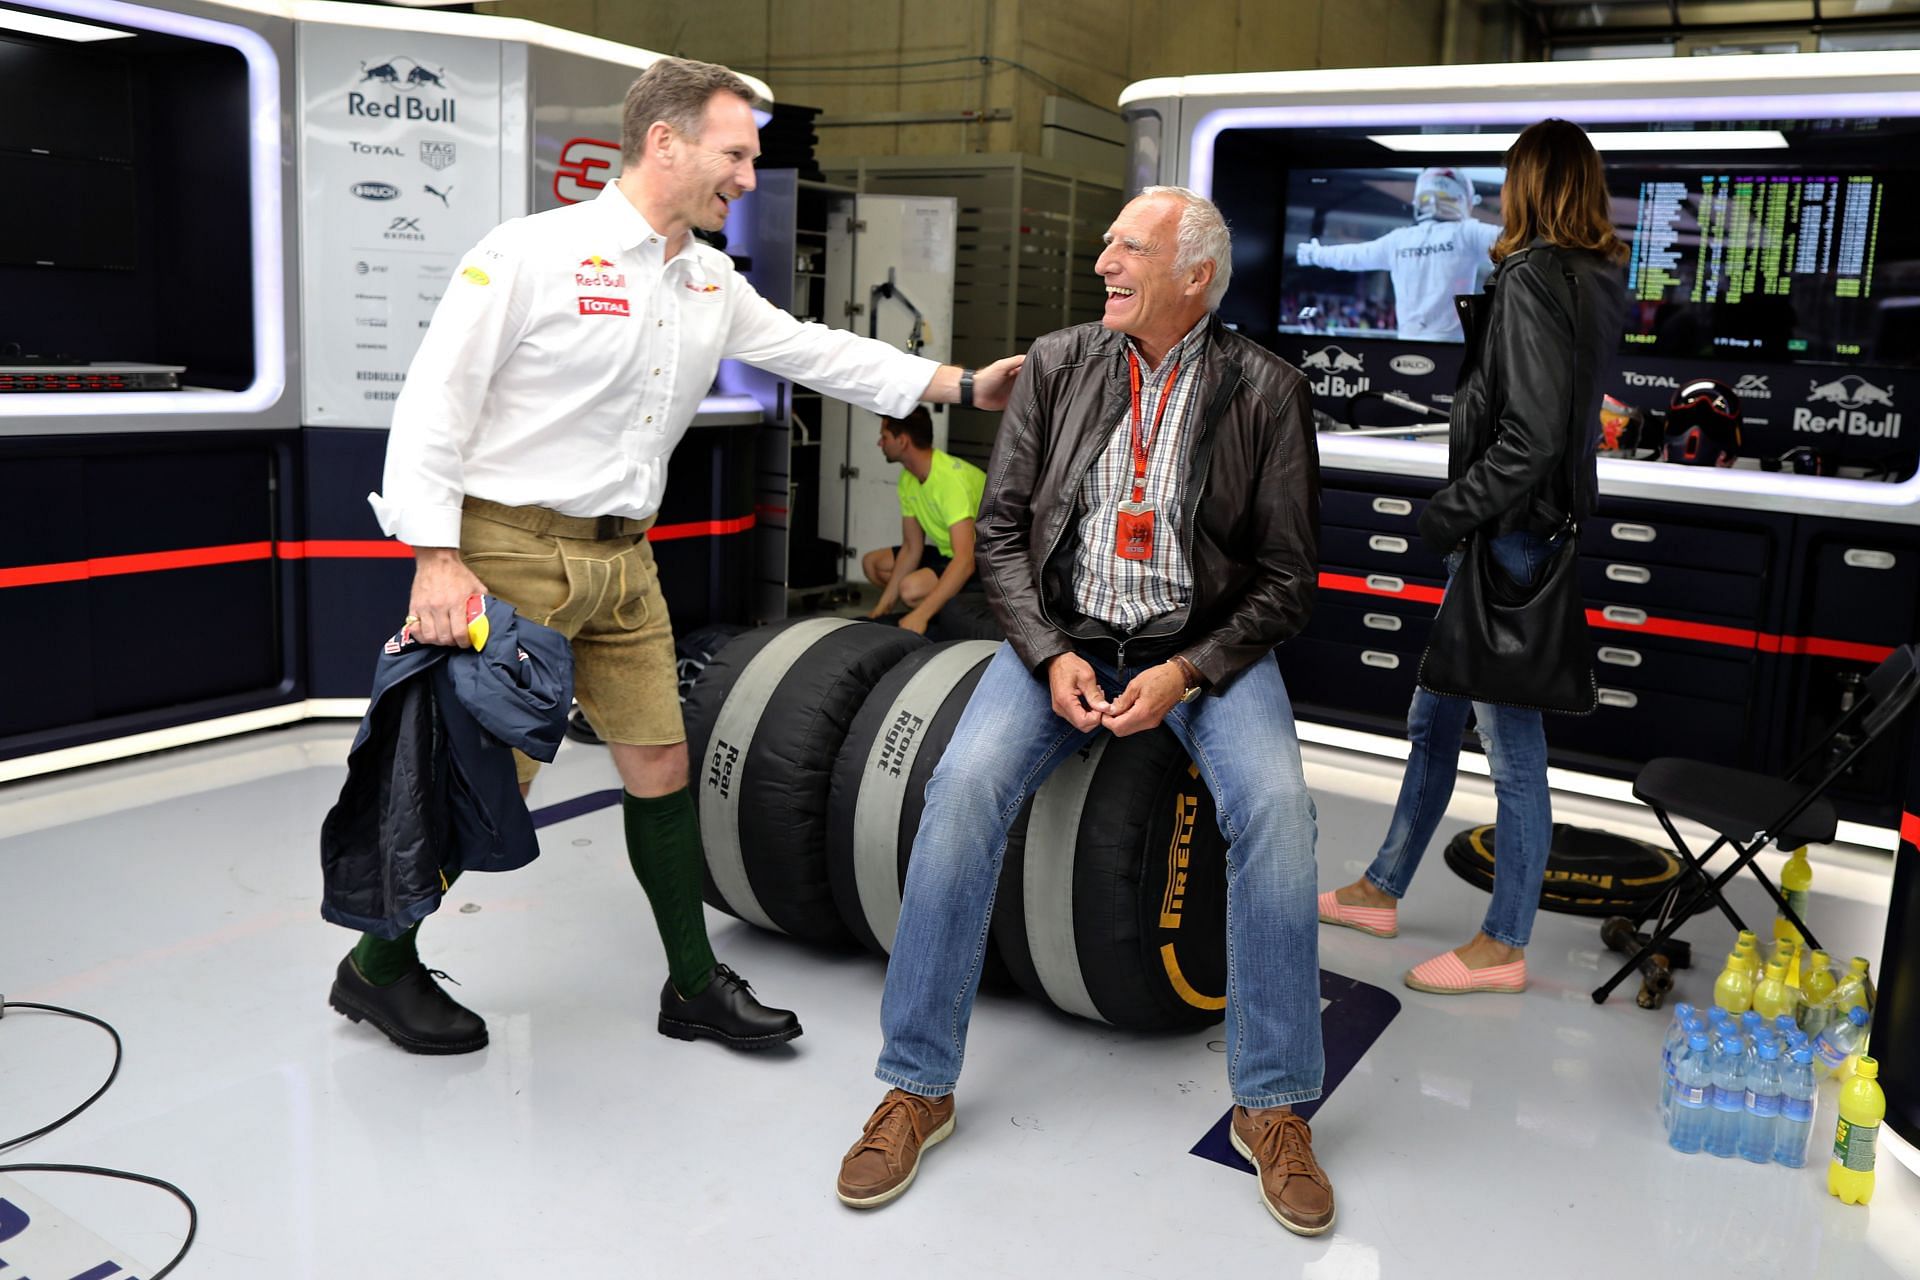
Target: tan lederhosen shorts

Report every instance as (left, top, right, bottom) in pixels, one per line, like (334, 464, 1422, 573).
(459, 497, 684, 784)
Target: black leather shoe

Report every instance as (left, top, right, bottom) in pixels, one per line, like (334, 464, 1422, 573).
(658, 963, 802, 1049)
(329, 954, 489, 1055)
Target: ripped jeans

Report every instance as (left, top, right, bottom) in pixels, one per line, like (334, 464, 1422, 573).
(1362, 531, 1555, 948)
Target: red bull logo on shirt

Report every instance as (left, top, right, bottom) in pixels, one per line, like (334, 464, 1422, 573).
(576, 256, 626, 289)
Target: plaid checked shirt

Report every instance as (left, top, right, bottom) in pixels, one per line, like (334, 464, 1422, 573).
(1071, 316, 1211, 632)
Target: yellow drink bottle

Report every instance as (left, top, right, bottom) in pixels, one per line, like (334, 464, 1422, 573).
(1715, 948, 1755, 1014)
(1769, 938, 1800, 990)
(1798, 950, 1838, 1035)
(1827, 1056, 1885, 1205)
(1752, 959, 1794, 1021)
(1775, 847, 1812, 948)
(1835, 957, 1874, 1013)
(1736, 930, 1761, 982)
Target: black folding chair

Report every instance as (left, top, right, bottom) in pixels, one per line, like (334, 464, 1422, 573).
(1593, 643, 1920, 1005)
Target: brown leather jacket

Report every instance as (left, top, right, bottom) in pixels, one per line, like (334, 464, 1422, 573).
(976, 316, 1320, 693)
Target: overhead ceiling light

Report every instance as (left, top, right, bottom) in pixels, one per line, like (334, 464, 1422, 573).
(0, 7, 133, 40)
(1368, 129, 1790, 152)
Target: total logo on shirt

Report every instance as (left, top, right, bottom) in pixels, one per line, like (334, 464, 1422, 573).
(575, 254, 626, 289)
(578, 295, 631, 317)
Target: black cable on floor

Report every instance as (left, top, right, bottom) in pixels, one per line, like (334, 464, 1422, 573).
(0, 999, 197, 1278)
(0, 1001, 122, 1152)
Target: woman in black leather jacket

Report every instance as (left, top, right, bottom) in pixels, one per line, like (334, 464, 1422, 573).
(1318, 119, 1629, 994)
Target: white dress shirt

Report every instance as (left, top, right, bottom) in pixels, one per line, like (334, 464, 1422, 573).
(371, 183, 942, 547)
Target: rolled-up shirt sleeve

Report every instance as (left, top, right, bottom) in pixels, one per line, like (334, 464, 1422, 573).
(369, 230, 533, 548)
(720, 274, 941, 419)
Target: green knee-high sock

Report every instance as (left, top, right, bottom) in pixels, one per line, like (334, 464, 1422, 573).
(351, 868, 462, 987)
(624, 788, 718, 997)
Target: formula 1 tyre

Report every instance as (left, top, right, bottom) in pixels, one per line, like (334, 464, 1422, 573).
(685, 617, 925, 943)
(826, 639, 1002, 954)
(926, 591, 1003, 643)
(1443, 822, 1683, 918)
(676, 623, 748, 703)
(992, 730, 1229, 1031)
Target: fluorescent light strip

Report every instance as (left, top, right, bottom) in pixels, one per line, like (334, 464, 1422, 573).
(7, 0, 285, 419)
(1367, 129, 1789, 153)
(0, 7, 131, 38)
(0, 698, 367, 785)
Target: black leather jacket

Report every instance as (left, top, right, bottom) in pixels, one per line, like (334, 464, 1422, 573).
(1418, 241, 1628, 554)
(976, 316, 1320, 691)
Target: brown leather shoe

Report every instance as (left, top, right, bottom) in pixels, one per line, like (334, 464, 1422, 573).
(836, 1089, 956, 1209)
(1230, 1106, 1336, 1236)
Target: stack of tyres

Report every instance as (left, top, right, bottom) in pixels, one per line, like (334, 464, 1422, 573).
(685, 617, 925, 945)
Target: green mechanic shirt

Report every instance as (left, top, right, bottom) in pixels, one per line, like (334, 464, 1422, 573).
(899, 449, 987, 560)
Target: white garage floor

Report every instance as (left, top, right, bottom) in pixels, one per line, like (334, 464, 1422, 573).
(2, 721, 1916, 1278)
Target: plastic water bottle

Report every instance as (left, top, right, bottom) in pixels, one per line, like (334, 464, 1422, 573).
(1739, 1037, 1783, 1163)
(1714, 948, 1754, 1014)
(1773, 1042, 1817, 1168)
(1706, 1030, 1748, 1158)
(1828, 1056, 1886, 1205)
(1669, 1031, 1713, 1154)
(1772, 1014, 1799, 1041)
(1660, 1002, 1697, 1120)
(1812, 1005, 1871, 1077)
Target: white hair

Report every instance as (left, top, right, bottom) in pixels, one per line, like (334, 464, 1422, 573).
(1138, 185, 1233, 310)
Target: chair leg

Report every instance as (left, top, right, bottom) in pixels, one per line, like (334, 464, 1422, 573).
(1593, 819, 1746, 1005)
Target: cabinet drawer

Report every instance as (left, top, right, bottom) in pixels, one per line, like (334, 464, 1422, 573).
(1552, 686, 1753, 767)
(1581, 517, 1768, 575)
(1321, 527, 1450, 580)
(1801, 541, 1920, 646)
(1279, 637, 1420, 721)
(1578, 557, 1766, 623)
(1321, 489, 1427, 537)
(1307, 600, 1435, 654)
(1587, 633, 1756, 705)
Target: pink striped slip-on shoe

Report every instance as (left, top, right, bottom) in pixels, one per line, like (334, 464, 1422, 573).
(1403, 950, 1528, 995)
(1316, 890, 1398, 939)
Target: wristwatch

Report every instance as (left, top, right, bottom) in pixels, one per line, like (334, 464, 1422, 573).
(958, 368, 976, 409)
(1172, 655, 1205, 703)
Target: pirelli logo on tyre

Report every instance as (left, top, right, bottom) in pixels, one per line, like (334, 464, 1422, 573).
(1158, 786, 1200, 929)
(578, 295, 630, 317)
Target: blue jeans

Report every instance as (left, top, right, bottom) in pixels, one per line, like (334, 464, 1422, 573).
(1364, 530, 1556, 948)
(876, 644, 1323, 1109)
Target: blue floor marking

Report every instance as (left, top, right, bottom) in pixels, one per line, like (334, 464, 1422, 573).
(1190, 969, 1401, 1173)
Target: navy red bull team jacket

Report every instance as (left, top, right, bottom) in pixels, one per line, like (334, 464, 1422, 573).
(320, 596, 573, 939)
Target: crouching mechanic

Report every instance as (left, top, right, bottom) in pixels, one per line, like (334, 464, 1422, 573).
(332, 56, 1024, 1057)
(835, 187, 1336, 1234)
(862, 407, 986, 634)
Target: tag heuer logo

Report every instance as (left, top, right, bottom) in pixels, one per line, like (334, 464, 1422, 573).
(420, 140, 456, 170)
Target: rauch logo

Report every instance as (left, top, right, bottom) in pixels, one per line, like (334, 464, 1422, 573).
(350, 56, 455, 123)
(1299, 345, 1369, 399)
(351, 181, 400, 201)
(1795, 376, 1900, 439)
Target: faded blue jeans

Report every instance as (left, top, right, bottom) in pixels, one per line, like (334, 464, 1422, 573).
(876, 643, 1323, 1109)
(1364, 530, 1557, 948)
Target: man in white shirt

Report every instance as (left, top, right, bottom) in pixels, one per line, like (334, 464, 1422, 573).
(331, 57, 1024, 1058)
(1294, 167, 1499, 342)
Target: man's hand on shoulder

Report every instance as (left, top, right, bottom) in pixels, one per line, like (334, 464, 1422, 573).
(970, 354, 1026, 412)
(1045, 652, 1110, 731)
(409, 547, 490, 649)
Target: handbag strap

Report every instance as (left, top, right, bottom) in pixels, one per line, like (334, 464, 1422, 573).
(1539, 245, 1585, 539)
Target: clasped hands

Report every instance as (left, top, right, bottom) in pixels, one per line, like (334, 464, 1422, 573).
(1046, 652, 1186, 738)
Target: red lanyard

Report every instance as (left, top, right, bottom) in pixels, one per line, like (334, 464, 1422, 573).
(1126, 347, 1180, 504)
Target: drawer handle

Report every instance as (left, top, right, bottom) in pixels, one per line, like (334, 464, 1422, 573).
(1602, 605, 1648, 626)
(1363, 612, 1404, 632)
(1843, 548, 1896, 570)
(1605, 564, 1651, 585)
(1368, 534, 1410, 554)
(1373, 497, 1413, 516)
(1611, 522, 1657, 543)
(1366, 574, 1406, 594)
(1598, 646, 1643, 667)
(1361, 650, 1401, 670)
(1597, 687, 1639, 709)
